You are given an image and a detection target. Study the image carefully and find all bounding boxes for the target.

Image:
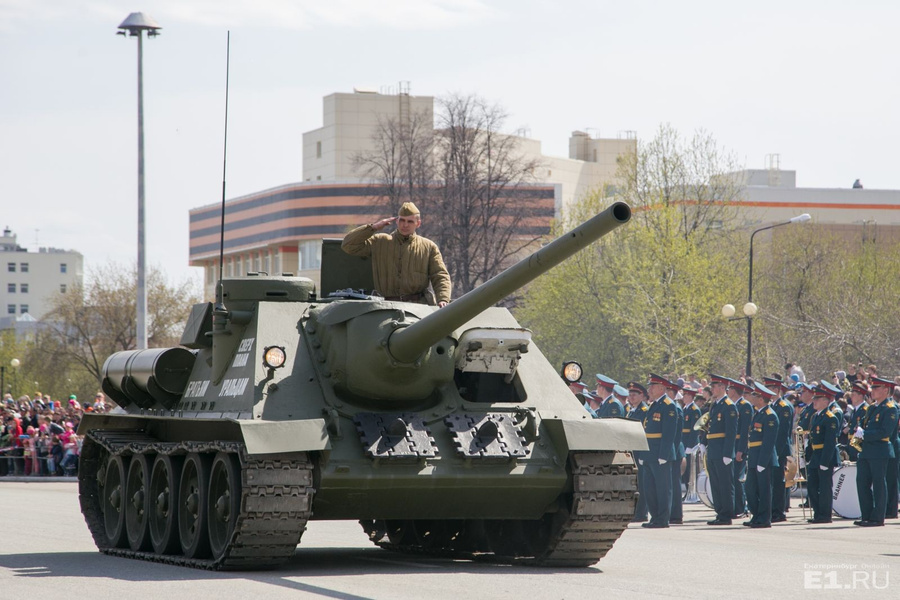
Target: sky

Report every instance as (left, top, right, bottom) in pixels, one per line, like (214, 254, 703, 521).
(1, 0, 898, 287)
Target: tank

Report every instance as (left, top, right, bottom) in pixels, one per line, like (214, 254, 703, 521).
(77, 201, 647, 570)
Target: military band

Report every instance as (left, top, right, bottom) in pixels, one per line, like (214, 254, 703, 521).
(565, 365, 900, 528)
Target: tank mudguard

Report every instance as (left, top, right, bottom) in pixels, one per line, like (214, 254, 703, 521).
(543, 417, 648, 453)
(237, 419, 330, 454)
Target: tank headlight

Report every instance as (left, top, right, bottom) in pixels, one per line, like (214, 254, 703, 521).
(263, 346, 286, 369)
(561, 361, 583, 384)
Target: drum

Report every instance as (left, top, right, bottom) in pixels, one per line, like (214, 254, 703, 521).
(696, 471, 715, 509)
(832, 463, 860, 519)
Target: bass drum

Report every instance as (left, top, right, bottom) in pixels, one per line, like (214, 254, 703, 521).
(696, 471, 715, 509)
(832, 463, 860, 519)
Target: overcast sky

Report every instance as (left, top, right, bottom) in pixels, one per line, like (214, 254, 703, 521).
(1, 0, 897, 286)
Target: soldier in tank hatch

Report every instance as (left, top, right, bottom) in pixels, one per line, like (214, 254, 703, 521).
(342, 202, 451, 307)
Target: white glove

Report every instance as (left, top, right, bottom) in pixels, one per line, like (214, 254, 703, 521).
(698, 443, 707, 453)
(855, 427, 865, 439)
(757, 465, 765, 472)
(685, 447, 694, 455)
(638, 458, 643, 465)
(723, 457, 732, 465)
(658, 458, 667, 465)
(820, 465, 828, 471)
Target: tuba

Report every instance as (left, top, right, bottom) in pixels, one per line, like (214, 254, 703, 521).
(693, 412, 711, 432)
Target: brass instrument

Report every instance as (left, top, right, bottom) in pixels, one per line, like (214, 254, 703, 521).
(792, 426, 809, 520)
(693, 412, 711, 432)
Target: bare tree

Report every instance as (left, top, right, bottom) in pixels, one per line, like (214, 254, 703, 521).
(352, 93, 545, 296)
(41, 263, 200, 384)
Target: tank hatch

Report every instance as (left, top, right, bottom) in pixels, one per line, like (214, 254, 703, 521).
(221, 275, 315, 302)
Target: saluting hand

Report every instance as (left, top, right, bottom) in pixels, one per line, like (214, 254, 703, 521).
(371, 216, 398, 231)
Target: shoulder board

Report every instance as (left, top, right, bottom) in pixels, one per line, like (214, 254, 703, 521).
(640, 406, 648, 412)
(888, 401, 896, 409)
(724, 399, 734, 405)
(663, 398, 673, 405)
(778, 400, 787, 407)
(825, 411, 834, 418)
(765, 407, 773, 415)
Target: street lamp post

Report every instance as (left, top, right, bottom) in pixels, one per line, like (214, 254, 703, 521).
(10, 358, 21, 399)
(118, 12, 161, 350)
(723, 213, 811, 377)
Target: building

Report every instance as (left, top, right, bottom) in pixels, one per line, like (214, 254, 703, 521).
(724, 161, 900, 241)
(190, 88, 636, 299)
(0, 227, 84, 323)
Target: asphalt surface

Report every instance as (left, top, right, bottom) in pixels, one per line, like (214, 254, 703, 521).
(1, 480, 898, 599)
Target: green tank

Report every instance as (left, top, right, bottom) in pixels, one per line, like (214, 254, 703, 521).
(78, 201, 646, 569)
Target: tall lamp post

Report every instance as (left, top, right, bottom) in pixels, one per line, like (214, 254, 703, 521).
(10, 358, 20, 399)
(722, 213, 811, 377)
(117, 12, 161, 350)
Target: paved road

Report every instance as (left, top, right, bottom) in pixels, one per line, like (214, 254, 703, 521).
(1, 481, 898, 599)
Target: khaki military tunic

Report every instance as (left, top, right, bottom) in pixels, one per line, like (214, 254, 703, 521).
(341, 224, 452, 304)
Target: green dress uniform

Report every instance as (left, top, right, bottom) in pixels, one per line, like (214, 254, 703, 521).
(806, 409, 840, 522)
(681, 401, 702, 489)
(670, 402, 685, 522)
(642, 395, 678, 527)
(733, 395, 754, 517)
(597, 395, 625, 418)
(856, 399, 899, 524)
(747, 405, 779, 526)
(627, 400, 650, 521)
(706, 395, 738, 523)
(770, 396, 795, 521)
(886, 408, 900, 518)
(846, 402, 870, 462)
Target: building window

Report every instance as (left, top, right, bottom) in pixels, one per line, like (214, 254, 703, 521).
(316, 141, 322, 158)
(20, 304, 28, 314)
(20, 262, 28, 273)
(60, 263, 67, 273)
(298, 240, 322, 270)
(7, 262, 14, 272)
(60, 284, 67, 294)
(7, 305, 14, 315)
(20, 283, 28, 293)
(7, 283, 14, 293)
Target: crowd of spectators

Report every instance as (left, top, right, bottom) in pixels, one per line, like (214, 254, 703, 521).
(0, 391, 114, 477)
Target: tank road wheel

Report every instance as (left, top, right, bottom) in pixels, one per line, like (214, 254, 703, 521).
(178, 452, 212, 559)
(125, 453, 153, 551)
(102, 455, 130, 548)
(149, 454, 183, 555)
(207, 452, 241, 560)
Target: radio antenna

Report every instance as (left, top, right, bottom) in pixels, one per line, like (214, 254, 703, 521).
(215, 31, 230, 310)
(213, 31, 230, 328)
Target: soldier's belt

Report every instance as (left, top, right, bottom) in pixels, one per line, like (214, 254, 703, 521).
(682, 428, 692, 433)
(736, 435, 742, 439)
(645, 433, 662, 439)
(748, 441, 762, 448)
(811, 443, 824, 450)
(707, 433, 725, 439)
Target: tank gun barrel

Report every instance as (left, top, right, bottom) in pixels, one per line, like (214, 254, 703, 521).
(388, 201, 631, 363)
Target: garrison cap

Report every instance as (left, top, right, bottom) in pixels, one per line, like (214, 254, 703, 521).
(398, 202, 420, 216)
(595, 373, 618, 388)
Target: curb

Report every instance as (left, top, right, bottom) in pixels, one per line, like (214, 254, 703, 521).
(0, 476, 77, 483)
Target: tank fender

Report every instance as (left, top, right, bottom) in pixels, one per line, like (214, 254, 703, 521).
(543, 417, 648, 453)
(237, 419, 331, 455)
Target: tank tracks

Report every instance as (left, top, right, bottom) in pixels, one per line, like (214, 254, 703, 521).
(79, 429, 314, 570)
(360, 451, 637, 567)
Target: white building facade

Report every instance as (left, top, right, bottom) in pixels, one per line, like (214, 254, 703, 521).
(0, 227, 84, 322)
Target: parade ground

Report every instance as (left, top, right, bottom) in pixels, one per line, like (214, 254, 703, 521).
(1, 480, 898, 599)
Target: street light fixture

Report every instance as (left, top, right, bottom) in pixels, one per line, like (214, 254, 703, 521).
(10, 357, 21, 398)
(118, 12, 161, 350)
(722, 214, 810, 377)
